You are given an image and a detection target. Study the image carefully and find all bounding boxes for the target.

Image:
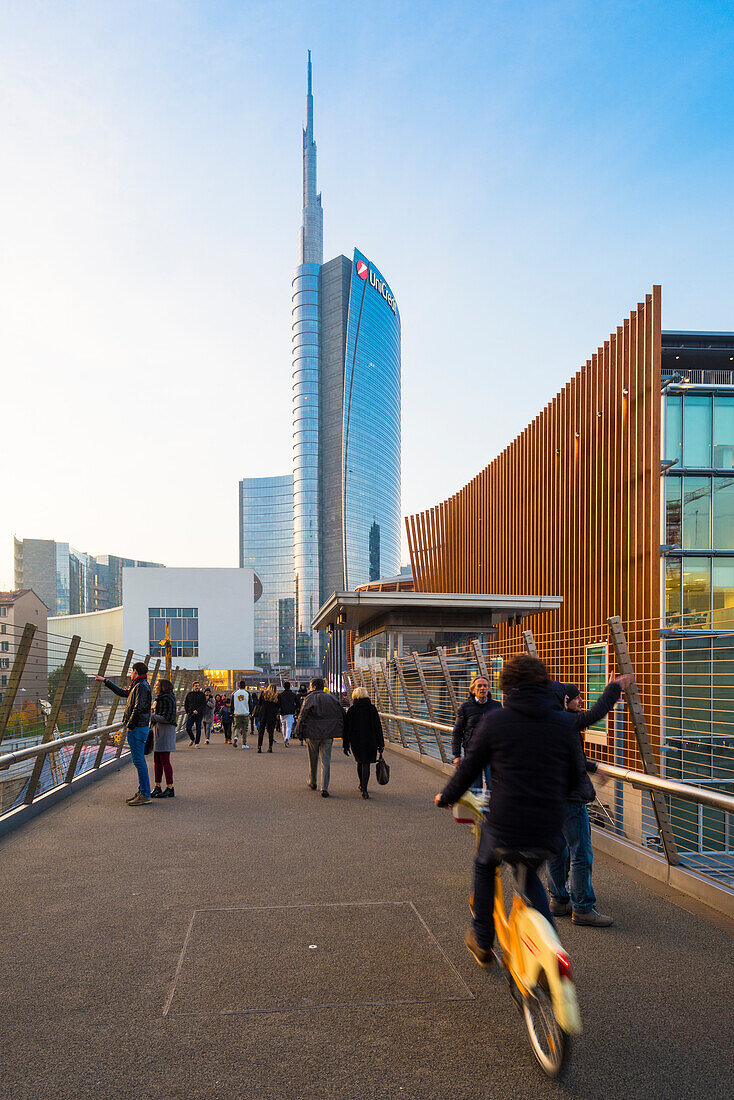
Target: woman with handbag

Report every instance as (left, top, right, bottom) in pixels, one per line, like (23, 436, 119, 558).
(150, 678, 178, 798)
(343, 686, 385, 799)
(256, 684, 280, 753)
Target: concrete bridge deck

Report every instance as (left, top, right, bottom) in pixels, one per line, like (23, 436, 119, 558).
(2, 737, 732, 1099)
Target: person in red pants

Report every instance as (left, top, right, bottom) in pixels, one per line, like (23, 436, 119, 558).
(149, 678, 178, 798)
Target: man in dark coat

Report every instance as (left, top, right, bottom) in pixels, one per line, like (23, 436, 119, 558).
(343, 686, 385, 798)
(451, 675, 500, 794)
(278, 681, 299, 747)
(95, 662, 152, 805)
(184, 680, 207, 747)
(435, 654, 587, 968)
(546, 674, 631, 927)
(293, 677, 344, 797)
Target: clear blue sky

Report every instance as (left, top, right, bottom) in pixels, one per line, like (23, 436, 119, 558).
(2, 1, 733, 586)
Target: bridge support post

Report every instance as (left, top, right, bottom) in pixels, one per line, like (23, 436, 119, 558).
(0, 622, 36, 749)
(412, 652, 448, 763)
(65, 643, 113, 783)
(25, 635, 81, 804)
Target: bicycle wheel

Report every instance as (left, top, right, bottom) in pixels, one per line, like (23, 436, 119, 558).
(522, 982, 570, 1078)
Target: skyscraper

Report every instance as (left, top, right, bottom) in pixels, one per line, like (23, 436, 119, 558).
(241, 53, 401, 670)
(291, 54, 401, 665)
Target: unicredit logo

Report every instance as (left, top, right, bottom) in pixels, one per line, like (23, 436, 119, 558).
(355, 258, 397, 314)
(356, 260, 368, 280)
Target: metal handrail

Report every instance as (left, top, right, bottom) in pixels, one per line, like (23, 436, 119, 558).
(376, 711, 734, 815)
(0, 722, 123, 770)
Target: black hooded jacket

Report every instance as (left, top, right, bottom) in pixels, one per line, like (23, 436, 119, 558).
(439, 683, 587, 847)
(549, 681, 622, 802)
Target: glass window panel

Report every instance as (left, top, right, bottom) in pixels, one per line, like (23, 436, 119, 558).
(665, 395, 683, 465)
(713, 395, 734, 469)
(670, 797, 698, 852)
(681, 737, 712, 780)
(148, 608, 160, 618)
(712, 638, 734, 738)
(681, 556, 711, 628)
(585, 643, 607, 735)
(712, 478, 734, 549)
(166, 608, 178, 618)
(712, 559, 734, 629)
(665, 478, 681, 546)
(683, 394, 712, 467)
(682, 477, 711, 549)
(702, 806, 726, 851)
(681, 637, 712, 738)
(664, 639, 682, 742)
(665, 558, 681, 626)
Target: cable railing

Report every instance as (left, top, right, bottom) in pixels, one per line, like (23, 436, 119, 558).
(349, 613, 734, 892)
(0, 620, 198, 823)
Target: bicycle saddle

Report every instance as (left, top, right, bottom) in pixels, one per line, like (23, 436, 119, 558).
(493, 846, 553, 869)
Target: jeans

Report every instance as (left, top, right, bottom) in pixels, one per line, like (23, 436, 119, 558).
(470, 762, 492, 797)
(127, 725, 151, 797)
(186, 713, 202, 744)
(547, 802, 596, 914)
(282, 714, 294, 741)
(306, 738, 332, 791)
(472, 825, 555, 950)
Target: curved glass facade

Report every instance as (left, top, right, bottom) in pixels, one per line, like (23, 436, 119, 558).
(342, 249, 401, 588)
(239, 475, 294, 667)
(292, 263, 321, 665)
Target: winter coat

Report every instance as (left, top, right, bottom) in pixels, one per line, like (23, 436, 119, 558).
(150, 689, 177, 753)
(257, 699, 280, 733)
(278, 688, 298, 716)
(105, 676, 151, 732)
(293, 689, 345, 742)
(343, 698, 384, 763)
(202, 697, 215, 725)
(440, 682, 587, 848)
(184, 689, 206, 717)
(233, 689, 249, 716)
(567, 682, 622, 802)
(451, 693, 501, 757)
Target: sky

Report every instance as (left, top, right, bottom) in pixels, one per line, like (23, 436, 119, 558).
(2, 0, 734, 588)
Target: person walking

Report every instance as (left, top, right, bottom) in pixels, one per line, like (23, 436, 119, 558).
(256, 684, 280, 753)
(232, 680, 250, 748)
(293, 677, 344, 797)
(248, 688, 259, 738)
(184, 679, 206, 746)
(201, 689, 215, 745)
(95, 662, 152, 805)
(149, 677, 177, 798)
(546, 674, 632, 927)
(343, 686, 385, 799)
(451, 675, 500, 796)
(221, 695, 234, 743)
(278, 680, 298, 747)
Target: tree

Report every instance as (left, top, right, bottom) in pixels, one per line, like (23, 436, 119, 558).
(48, 664, 87, 709)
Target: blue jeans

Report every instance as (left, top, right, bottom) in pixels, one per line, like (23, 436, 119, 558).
(470, 762, 492, 797)
(472, 825, 555, 950)
(186, 713, 202, 744)
(127, 725, 151, 797)
(547, 802, 596, 914)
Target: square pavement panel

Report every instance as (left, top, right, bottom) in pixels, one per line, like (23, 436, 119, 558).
(164, 901, 474, 1017)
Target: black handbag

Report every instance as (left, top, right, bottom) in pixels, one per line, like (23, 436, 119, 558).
(376, 752, 390, 786)
(144, 726, 154, 755)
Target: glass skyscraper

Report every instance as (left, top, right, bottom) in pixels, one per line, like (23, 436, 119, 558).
(291, 55, 401, 665)
(239, 475, 295, 668)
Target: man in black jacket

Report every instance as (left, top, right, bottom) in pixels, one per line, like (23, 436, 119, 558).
(451, 675, 500, 795)
(95, 662, 152, 805)
(435, 654, 587, 968)
(293, 678, 345, 797)
(184, 681, 207, 747)
(278, 681, 298, 747)
(547, 675, 631, 927)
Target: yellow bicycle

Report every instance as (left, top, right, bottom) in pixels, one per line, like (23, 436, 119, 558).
(453, 792, 581, 1078)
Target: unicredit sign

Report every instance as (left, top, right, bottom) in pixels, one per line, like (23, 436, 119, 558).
(356, 258, 397, 314)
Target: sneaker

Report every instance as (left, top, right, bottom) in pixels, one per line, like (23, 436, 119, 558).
(188, 741, 195, 748)
(150, 786, 164, 799)
(572, 908, 614, 927)
(243, 743, 250, 749)
(233, 738, 238, 747)
(205, 740, 210, 745)
(162, 787, 175, 798)
(307, 782, 316, 790)
(321, 790, 329, 798)
(267, 747, 273, 753)
(550, 900, 572, 917)
(127, 792, 151, 806)
(465, 927, 493, 968)
(125, 791, 141, 804)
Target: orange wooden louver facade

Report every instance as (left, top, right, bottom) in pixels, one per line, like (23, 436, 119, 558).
(406, 288, 663, 764)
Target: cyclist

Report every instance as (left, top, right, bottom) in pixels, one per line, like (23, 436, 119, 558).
(435, 653, 587, 968)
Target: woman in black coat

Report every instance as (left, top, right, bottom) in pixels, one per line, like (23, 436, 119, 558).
(343, 686, 385, 799)
(256, 684, 280, 753)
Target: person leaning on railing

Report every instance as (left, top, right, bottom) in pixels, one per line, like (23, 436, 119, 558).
(95, 662, 152, 806)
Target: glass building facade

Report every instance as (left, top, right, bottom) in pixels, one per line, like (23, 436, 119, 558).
(239, 475, 294, 668)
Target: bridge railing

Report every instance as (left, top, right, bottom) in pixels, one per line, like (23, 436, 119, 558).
(0, 620, 196, 824)
(349, 612, 734, 893)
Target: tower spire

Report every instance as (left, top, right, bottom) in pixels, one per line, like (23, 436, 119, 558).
(299, 49, 323, 265)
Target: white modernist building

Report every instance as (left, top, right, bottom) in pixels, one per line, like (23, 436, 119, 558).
(122, 567, 255, 672)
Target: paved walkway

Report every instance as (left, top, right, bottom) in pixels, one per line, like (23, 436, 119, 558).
(2, 735, 732, 1099)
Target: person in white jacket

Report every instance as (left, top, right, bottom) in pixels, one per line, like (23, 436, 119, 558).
(232, 680, 250, 748)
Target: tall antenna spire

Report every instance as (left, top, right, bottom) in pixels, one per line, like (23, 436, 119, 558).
(299, 49, 323, 265)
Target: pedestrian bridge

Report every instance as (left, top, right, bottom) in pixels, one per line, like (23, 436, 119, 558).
(2, 736, 732, 1099)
